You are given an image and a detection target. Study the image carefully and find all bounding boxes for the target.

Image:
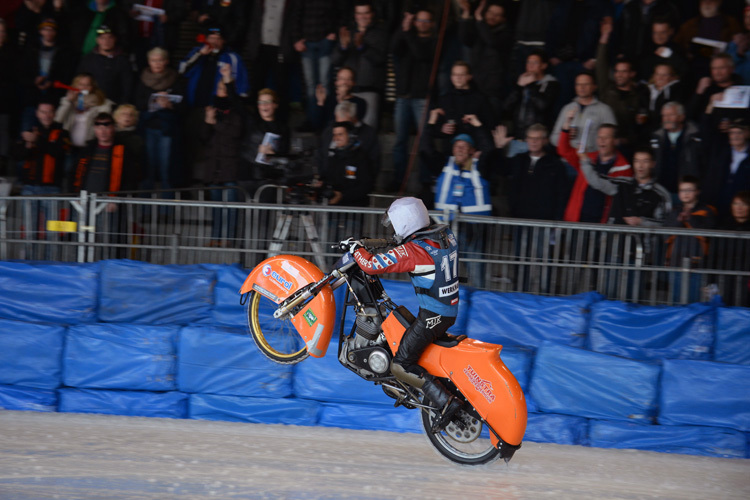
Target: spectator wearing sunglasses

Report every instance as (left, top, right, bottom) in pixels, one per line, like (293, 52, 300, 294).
(73, 112, 141, 193)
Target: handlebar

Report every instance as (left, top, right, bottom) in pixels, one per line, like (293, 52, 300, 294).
(360, 238, 391, 249)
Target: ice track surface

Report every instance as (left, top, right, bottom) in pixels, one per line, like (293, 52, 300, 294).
(0, 411, 747, 500)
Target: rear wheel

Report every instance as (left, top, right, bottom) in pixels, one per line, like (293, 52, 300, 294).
(247, 291, 309, 364)
(420, 396, 502, 466)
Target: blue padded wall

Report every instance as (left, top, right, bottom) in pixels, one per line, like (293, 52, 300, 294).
(318, 402, 423, 433)
(0, 261, 99, 324)
(58, 388, 187, 418)
(0, 384, 57, 412)
(714, 307, 750, 365)
(64, 324, 179, 391)
(530, 341, 660, 423)
(464, 291, 602, 348)
(98, 260, 214, 324)
(211, 265, 249, 328)
(0, 319, 65, 389)
(188, 394, 320, 426)
(659, 359, 750, 432)
(293, 340, 395, 406)
(525, 413, 589, 446)
(177, 325, 294, 398)
(589, 420, 747, 458)
(588, 301, 714, 361)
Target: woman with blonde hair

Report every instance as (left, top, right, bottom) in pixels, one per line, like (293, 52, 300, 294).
(54, 73, 114, 150)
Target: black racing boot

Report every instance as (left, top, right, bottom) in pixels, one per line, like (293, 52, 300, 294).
(422, 378, 462, 431)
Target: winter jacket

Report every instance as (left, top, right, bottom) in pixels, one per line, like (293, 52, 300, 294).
(244, 0, 296, 61)
(502, 74, 560, 136)
(320, 142, 373, 207)
(703, 144, 750, 221)
(596, 42, 649, 145)
(608, 178, 672, 226)
(195, 83, 245, 185)
(331, 22, 389, 92)
(664, 201, 717, 267)
(434, 157, 492, 216)
(458, 18, 512, 96)
(290, 0, 343, 43)
(76, 48, 134, 104)
(557, 129, 632, 222)
(54, 95, 115, 145)
(19, 44, 75, 108)
(73, 138, 141, 193)
(504, 151, 570, 221)
(14, 123, 70, 188)
(429, 86, 494, 153)
(551, 98, 617, 153)
(133, 67, 185, 136)
(649, 122, 704, 193)
(391, 29, 436, 99)
(179, 47, 249, 106)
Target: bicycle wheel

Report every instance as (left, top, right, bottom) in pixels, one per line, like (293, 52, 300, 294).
(247, 291, 309, 364)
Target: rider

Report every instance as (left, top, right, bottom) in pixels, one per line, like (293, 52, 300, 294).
(341, 197, 462, 420)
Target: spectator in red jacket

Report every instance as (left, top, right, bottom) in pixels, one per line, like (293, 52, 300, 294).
(557, 109, 632, 223)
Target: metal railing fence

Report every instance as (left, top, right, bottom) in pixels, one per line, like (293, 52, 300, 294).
(1, 192, 748, 307)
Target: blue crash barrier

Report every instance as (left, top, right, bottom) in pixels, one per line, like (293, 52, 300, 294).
(98, 260, 214, 324)
(530, 341, 660, 423)
(58, 388, 188, 418)
(588, 301, 714, 361)
(0, 319, 65, 389)
(177, 325, 294, 398)
(524, 413, 589, 446)
(188, 393, 320, 426)
(211, 264, 250, 328)
(464, 291, 602, 348)
(714, 307, 750, 365)
(659, 359, 750, 432)
(0, 384, 57, 412)
(64, 324, 179, 391)
(589, 420, 747, 459)
(500, 346, 537, 413)
(318, 402, 423, 434)
(294, 339, 396, 406)
(0, 261, 99, 324)
(2, 260, 750, 459)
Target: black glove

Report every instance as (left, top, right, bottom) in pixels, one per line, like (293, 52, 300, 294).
(339, 237, 363, 254)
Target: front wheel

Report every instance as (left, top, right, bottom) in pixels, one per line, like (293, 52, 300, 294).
(247, 291, 309, 364)
(421, 396, 502, 466)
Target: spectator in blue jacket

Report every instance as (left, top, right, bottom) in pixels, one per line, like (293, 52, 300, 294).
(179, 24, 248, 107)
(435, 133, 492, 287)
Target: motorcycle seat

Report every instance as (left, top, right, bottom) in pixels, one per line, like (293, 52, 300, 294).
(434, 333, 467, 348)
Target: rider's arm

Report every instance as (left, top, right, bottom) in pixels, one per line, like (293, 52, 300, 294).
(352, 242, 430, 275)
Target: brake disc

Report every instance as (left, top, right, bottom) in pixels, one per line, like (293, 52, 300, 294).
(442, 411, 483, 443)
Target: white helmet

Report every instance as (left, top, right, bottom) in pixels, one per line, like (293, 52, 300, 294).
(383, 197, 431, 243)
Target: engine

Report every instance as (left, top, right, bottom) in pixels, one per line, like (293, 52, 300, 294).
(339, 306, 392, 379)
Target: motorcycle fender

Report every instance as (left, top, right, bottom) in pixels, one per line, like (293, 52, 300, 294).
(239, 255, 335, 358)
(381, 311, 527, 447)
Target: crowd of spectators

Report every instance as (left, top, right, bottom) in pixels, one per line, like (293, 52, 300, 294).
(0, 0, 748, 240)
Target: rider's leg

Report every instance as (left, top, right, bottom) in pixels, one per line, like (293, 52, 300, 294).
(391, 309, 461, 419)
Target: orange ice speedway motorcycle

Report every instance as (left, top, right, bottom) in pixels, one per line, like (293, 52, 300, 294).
(239, 233, 527, 466)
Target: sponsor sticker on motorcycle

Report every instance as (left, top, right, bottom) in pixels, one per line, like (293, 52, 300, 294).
(262, 264, 294, 291)
(303, 308, 317, 327)
(464, 365, 496, 404)
(252, 283, 279, 302)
